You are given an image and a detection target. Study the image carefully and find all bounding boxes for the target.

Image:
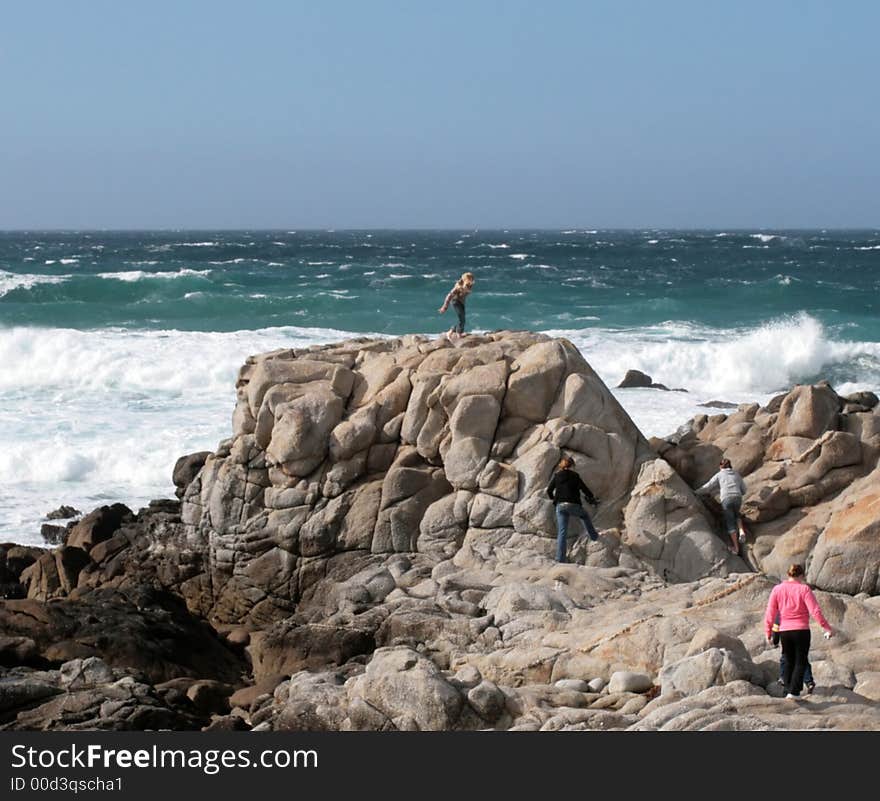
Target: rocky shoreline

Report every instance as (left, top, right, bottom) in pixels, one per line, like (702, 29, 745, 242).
(2, 331, 879, 731)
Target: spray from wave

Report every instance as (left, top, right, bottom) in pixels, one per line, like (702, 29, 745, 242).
(550, 313, 880, 397)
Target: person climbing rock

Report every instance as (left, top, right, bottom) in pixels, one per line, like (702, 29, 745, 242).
(696, 457, 747, 554)
(438, 272, 475, 338)
(764, 563, 833, 700)
(546, 456, 600, 563)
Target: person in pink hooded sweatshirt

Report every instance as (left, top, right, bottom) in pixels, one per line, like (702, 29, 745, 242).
(764, 563, 834, 699)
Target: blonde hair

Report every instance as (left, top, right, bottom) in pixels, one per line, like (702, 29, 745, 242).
(787, 563, 805, 578)
(557, 456, 574, 471)
(461, 272, 474, 284)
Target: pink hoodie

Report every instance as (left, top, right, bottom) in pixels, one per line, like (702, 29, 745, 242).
(764, 580, 831, 638)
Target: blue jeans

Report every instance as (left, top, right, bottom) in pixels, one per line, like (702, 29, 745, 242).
(452, 300, 465, 334)
(555, 502, 598, 562)
(721, 496, 742, 535)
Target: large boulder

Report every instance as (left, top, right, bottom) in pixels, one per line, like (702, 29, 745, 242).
(622, 459, 744, 581)
(659, 647, 762, 696)
(172, 331, 673, 626)
(347, 647, 464, 731)
(66, 504, 133, 553)
(807, 471, 880, 595)
(774, 384, 841, 440)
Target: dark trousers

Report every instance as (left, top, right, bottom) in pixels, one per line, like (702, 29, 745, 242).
(555, 502, 599, 562)
(452, 300, 466, 334)
(779, 652, 813, 685)
(780, 629, 811, 696)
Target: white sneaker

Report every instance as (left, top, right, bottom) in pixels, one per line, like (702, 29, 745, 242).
(785, 693, 801, 700)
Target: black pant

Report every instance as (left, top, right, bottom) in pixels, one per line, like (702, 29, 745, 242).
(780, 629, 811, 696)
(452, 300, 465, 334)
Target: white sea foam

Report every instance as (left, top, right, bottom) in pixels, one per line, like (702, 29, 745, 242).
(0, 271, 68, 297)
(509, 254, 530, 260)
(548, 313, 880, 398)
(854, 245, 880, 251)
(97, 269, 212, 282)
(750, 233, 782, 243)
(60, 258, 79, 265)
(0, 324, 374, 544)
(545, 314, 880, 437)
(485, 244, 510, 249)
(174, 241, 218, 247)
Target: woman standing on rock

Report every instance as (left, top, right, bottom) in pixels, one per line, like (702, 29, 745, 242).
(438, 272, 475, 338)
(546, 456, 600, 563)
(764, 563, 833, 700)
(696, 457, 746, 554)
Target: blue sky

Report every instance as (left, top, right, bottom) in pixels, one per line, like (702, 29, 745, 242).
(2, 1, 878, 228)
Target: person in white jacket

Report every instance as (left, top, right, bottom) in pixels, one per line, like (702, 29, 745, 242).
(697, 457, 746, 554)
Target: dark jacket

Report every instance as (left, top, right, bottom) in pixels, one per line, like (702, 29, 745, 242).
(547, 468, 597, 507)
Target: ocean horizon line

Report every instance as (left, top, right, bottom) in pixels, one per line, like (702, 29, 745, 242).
(1, 226, 879, 234)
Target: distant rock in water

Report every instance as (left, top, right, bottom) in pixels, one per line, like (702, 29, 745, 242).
(617, 369, 653, 388)
(699, 400, 738, 410)
(45, 505, 81, 520)
(617, 369, 687, 392)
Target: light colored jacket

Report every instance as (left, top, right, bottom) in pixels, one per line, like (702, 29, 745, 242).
(697, 467, 745, 502)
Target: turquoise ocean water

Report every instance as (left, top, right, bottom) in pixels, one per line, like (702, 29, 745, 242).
(2, 230, 878, 543)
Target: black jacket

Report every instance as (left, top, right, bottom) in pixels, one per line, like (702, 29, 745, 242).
(546, 468, 597, 506)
